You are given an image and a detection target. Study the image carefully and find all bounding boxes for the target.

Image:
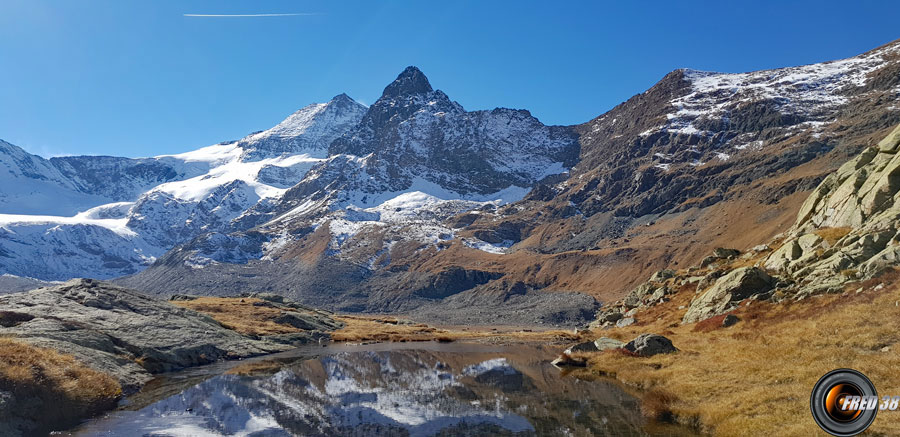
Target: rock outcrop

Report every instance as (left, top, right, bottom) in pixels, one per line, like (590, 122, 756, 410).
(564, 337, 626, 355)
(554, 334, 674, 367)
(0, 279, 329, 391)
(762, 124, 900, 297)
(682, 267, 775, 323)
(553, 336, 629, 368)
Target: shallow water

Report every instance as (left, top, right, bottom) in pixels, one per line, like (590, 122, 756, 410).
(68, 342, 694, 436)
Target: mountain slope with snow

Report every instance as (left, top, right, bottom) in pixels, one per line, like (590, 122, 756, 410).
(170, 67, 578, 273)
(4, 41, 900, 321)
(125, 41, 900, 321)
(0, 95, 367, 280)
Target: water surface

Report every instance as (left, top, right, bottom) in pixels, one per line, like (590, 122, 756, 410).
(70, 342, 692, 436)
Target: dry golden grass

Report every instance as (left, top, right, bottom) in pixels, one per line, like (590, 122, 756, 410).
(332, 315, 582, 344)
(174, 297, 579, 345)
(331, 315, 442, 342)
(814, 226, 853, 246)
(0, 338, 121, 430)
(571, 274, 900, 436)
(173, 297, 303, 336)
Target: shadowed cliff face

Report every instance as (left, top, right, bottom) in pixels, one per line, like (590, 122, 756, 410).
(72, 344, 676, 437)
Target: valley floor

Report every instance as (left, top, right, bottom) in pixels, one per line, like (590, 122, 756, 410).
(11, 280, 900, 436)
(172, 295, 585, 345)
(567, 269, 900, 436)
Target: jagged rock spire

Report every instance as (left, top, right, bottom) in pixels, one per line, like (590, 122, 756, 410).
(381, 66, 433, 99)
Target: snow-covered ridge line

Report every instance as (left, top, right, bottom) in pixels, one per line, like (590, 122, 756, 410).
(680, 42, 896, 123)
(0, 213, 136, 237)
(0, 94, 369, 280)
(639, 41, 900, 172)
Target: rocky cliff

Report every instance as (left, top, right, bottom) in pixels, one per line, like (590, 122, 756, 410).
(764, 123, 900, 295)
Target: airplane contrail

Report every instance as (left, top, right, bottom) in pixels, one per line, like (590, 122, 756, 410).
(183, 13, 319, 17)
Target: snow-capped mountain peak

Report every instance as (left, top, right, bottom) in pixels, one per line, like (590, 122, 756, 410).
(238, 93, 367, 160)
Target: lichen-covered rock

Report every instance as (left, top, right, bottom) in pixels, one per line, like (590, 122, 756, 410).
(649, 269, 676, 282)
(878, 123, 900, 153)
(682, 267, 775, 323)
(696, 270, 725, 292)
(616, 317, 636, 328)
(596, 309, 623, 324)
(712, 248, 741, 259)
(593, 337, 626, 351)
(765, 240, 802, 272)
(700, 248, 741, 267)
(565, 340, 600, 354)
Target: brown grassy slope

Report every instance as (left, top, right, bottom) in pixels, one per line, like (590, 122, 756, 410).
(0, 338, 121, 433)
(569, 271, 900, 436)
(172, 297, 308, 336)
(397, 189, 807, 304)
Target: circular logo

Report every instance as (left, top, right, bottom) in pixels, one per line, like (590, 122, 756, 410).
(811, 369, 878, 436)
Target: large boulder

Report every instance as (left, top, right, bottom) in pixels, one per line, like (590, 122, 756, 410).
(616, 317, 636, 328)
(682, 267, 775, 323)
(555, 337, 627, 368)
(593, 337, 626, 351)
(624, 334, 677, 356)
(764, 240, 802, 272)
(565, 340, 600, 354)
(623, 282, 668, 308)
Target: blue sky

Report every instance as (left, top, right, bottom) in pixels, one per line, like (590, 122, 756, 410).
(1, 1, 898, 158)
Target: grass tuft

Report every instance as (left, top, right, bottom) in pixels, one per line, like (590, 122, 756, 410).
(173, 297, 307, 336)
(0, 338, 121, 433)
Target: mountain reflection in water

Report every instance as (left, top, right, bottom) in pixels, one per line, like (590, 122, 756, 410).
(72, 343, 662, 436)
